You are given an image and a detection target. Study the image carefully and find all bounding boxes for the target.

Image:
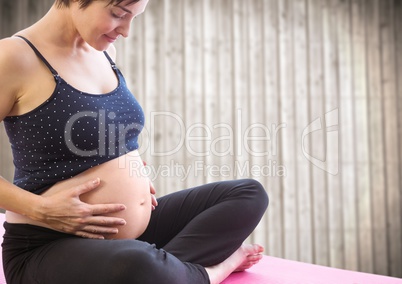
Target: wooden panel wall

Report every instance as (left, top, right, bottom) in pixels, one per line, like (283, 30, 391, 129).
(0, 0, 401, 278)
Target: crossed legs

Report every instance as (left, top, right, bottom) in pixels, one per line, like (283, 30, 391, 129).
(3, 179, 268, 284)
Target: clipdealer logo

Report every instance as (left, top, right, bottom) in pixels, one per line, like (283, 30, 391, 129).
(301, 108, 339, 175)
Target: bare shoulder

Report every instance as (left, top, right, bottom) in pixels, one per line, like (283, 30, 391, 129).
(0, 37, 39, 86)
(0, 37, 36, 73)
(0, 37, 34, 120)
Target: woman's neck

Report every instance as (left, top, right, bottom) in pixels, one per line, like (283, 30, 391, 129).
(23, 4, 89, 52)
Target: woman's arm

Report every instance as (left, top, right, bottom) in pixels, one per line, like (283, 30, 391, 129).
(0, 177, 127, 239)
(0, 38, 126, 239)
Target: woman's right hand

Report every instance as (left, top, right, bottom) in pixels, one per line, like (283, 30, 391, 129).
(36, 178, 126, 239)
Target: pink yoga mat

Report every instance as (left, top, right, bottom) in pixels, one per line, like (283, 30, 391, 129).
(222, 254, 402, 284)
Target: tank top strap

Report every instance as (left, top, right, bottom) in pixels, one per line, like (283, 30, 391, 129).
(15, 35, 59, 77)
(103, 51, 117, 70)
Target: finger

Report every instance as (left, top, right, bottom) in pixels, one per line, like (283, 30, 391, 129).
(151, 195, 158, 207)
(82, 215, 127, 226)
(90, 204, 127, 216)
(81, 225, 119, 235)
(76, 219, 127, 238)
(149, 180, 156, 194)
(74, 178, 101, 196)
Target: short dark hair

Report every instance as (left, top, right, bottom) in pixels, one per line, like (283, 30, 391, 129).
(55, 0, 141, 9)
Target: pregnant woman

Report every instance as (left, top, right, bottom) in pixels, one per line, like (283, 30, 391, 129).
(0, 0, 268, 283)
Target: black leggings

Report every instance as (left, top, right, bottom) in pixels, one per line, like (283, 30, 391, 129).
(2, 179, 268, 284)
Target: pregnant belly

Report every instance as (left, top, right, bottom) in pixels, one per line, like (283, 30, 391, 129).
(6, 151, 152, 239)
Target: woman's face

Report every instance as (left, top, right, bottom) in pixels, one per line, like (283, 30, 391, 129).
(70, 0, 149, 50)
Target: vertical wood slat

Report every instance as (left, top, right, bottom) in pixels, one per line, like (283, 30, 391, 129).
(0, 1, 15, 38)
(0, 1, 2, 37)
(161, 0, 185, 193)
(0, 0, 3, 38)
(232, 0, 249, 178)
(396, 0, 402, 278)
(278, 0, 299, 261)
(379, 0, 402, 277)
(216, 0, 234, 180)
(307, 0, 329, 266)
(246, 0, 266, 245)
(202, 0, 219, 184)
(144, 0, 168, 193)
(0, 0, 401, 277)
(16, 0, 28, 30)
(323, 0, 343, 269)
(293, 0, 313, 264)
(229, 0, 255, 245)
(337, 0, 359, 272)
(351, 0, 374, 274)
(262, 0, 284, 259)
(183, 0, 204, 187)
(366, 0, 388, 276)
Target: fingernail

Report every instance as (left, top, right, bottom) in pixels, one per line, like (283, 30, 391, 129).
(92, 178, 100, 184)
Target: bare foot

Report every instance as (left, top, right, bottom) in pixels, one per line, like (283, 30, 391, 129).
(205, 244, 264, 284)
(234, 244, 264, 272)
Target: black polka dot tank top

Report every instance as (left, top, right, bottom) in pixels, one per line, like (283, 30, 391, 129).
(3, 36, 145, 194)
